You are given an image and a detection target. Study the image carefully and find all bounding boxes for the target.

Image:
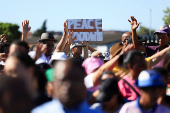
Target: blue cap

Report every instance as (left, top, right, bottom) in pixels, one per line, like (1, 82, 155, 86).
(135, 70, 166, 88)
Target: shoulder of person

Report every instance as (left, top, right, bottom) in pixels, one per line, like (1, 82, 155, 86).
(156, 104, 170, 113)
(31, 99, 64, 113)
(119, 100, 138, 113)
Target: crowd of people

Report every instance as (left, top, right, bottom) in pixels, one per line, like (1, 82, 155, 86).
(0, 16, 170, 113)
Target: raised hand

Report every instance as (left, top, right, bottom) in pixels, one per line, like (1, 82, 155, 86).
(22, 20, 31, 34)
(120, 44, 134, 54)
(68, 30, 76, 45)
(64, 21, 68, 34)
(1, 34, 7, 43)
(128, 16, 140, 30)
(33, 43, 45, 61)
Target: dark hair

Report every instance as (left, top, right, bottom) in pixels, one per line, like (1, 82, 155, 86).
(123, 50, 144, 68)
(34, 66, 47, 92)
(153, 67, 168, 80)
(61, 59, 86, 79)
(0, 75, 32, 113)
(11, 52, 35, 68)
(100, 71, 115, 82)
(0, 42, 10, 53)
(11, 41, 29, 53)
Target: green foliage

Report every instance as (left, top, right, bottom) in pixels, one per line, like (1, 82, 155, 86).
(137, 26, 155, 35)
(33, 20, 47, 37)
(0, 23, 21, 43)
(163, 7, 170, 25)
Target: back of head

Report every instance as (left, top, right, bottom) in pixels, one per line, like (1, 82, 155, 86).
(97, 77, 122, 102)
(124, 50, 144, 68)
(0, 75, 32, 113)
(153, 67, 168, 84)
(11, 41, 29, 53)
(11, 52, 35, 68)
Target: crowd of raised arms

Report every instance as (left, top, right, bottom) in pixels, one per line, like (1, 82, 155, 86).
(0, 16, 170, 113)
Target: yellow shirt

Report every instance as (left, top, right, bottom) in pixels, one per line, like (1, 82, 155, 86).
(112, 57, 151, 77)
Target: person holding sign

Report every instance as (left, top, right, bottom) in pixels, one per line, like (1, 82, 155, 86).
(68, 41, 86, 65)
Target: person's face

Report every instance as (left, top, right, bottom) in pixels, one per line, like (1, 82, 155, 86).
(141, 87, 163, 105)
(129, 56, 147, 77)
(122, 36, 130, 46)
(43, 40, 54, 57)
(53, 61, 87, 108)
(9, 44, 27, 56)
(157, 33, 170, 47)
(73, 46, 82, 55)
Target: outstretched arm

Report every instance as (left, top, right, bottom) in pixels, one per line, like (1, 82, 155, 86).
(54, 21, 68, 52)
(128, 16, 146, 52)
(92, 44, 134, 86)
(150, 46, 170, 67)
(79, 41, 97, 53)
(21, 20, 31, 42)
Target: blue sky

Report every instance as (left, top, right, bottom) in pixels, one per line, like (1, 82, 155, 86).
(0, 0, 169, 33)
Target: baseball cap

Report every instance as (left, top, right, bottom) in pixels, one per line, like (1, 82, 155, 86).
(96, 78, 119, 102)
(82, 57, 104, 75)
(49, 52, 67, 66)
(154, 26, 170, 35)
(135, 70, 167, 88)
(45, 68, 54, 82)
(127, 35, 147, 44)
(70, 41, 86, 49)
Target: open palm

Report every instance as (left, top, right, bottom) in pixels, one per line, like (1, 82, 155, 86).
(128, 16, 140, 30)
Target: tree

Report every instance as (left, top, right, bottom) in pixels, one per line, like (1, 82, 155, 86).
(163, 7, 170, 25)
(137, 26, 155, 35)
(0, 23, 21, 43)
(33, 20, 47, 37)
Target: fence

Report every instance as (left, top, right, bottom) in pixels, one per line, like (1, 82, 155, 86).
(140, 35, 158, 46)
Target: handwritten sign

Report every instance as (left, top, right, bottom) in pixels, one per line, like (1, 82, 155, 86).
(67, 19, 103, 41)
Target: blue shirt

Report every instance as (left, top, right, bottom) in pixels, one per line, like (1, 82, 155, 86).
(31, 99, 102, 113)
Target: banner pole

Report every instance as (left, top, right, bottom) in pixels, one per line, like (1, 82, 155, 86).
(84, 41, 89, 60)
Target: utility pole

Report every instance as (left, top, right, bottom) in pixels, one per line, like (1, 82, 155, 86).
(149, 9, 152, 36)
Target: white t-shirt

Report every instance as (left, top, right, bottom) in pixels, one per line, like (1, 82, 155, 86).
(84, 73, 98, 92)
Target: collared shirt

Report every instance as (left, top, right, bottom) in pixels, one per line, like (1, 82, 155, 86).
(68, 53, 84, 65)
(31, 99, 102, 113)
(119, 98, 170, 113)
